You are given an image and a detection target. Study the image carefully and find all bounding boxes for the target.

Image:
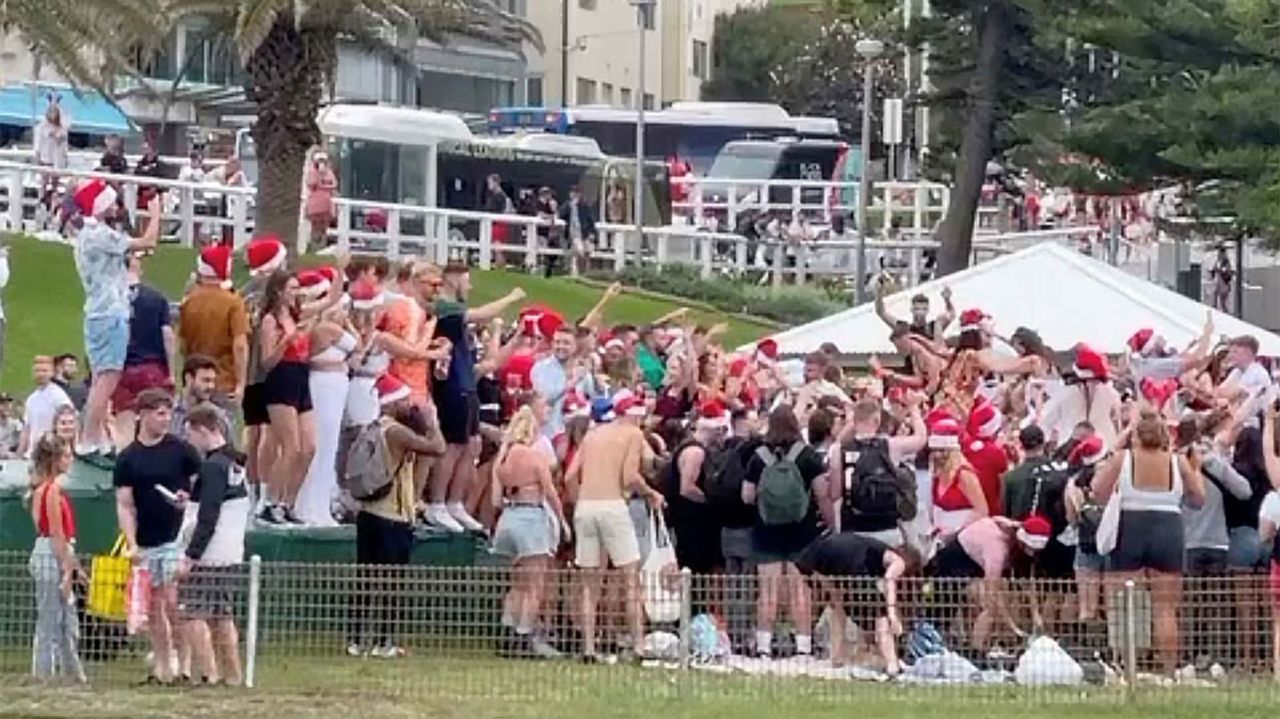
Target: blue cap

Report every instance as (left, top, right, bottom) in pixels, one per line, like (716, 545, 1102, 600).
(590, 396, 616, 423)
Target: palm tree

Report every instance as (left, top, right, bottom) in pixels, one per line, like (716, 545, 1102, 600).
(155, 0, 540, 246)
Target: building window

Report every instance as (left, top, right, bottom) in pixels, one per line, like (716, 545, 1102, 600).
(527, 76, 543, 106)
(601, 82, 614, 105)
(576, 77, 597, 105)
(579, 0, 595, 9)
(692, 39, 708, 80)
(643, 93, 654, 111)
(640, 3, 656, 30)
(620, 87, 633, 108)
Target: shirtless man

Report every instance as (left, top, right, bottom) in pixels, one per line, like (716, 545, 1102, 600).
(563, 394, 664, 661)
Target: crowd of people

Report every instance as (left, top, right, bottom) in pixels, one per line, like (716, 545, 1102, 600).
(16, 170, 1280, 684)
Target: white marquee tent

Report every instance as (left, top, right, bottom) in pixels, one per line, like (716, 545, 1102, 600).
(754, 242, 1280, 357)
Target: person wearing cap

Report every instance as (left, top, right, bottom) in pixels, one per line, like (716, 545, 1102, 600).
(664, 398, 731, 580)
(238, 235, 288, 512)
(563, 388, 663, 662)
(1038, 343, 1121, 450)
(72, 179, 163, 456)
(927, 411, 989, 539)
(179, 244, 250, 411)
(962, 398, 1010, 516)
(425, 262, 525, 534)
(930, 308, 1043, 417)
(345, 374, 445, 659)
(1063, 434, 1108, 622)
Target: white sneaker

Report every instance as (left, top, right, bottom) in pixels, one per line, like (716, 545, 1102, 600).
(447, 502, 484, 533)
(425, 504, 464, 533)
(369, 644, 406, 659)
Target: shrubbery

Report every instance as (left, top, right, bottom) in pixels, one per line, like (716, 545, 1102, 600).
(594, 264, 846, 326)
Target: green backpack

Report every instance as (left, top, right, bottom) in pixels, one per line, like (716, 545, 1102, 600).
(755, 443, 810, 525)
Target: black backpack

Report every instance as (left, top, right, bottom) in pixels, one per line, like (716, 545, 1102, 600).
(664, 439, 728, 504)
(841, 437, 916, 528)
(701, 437, 750, 508)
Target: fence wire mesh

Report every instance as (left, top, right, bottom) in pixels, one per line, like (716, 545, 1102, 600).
(3, 549, 1280, 705)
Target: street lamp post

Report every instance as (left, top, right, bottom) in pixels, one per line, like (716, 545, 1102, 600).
(854, 38, 884, 305)
(630, 0, 656, 251)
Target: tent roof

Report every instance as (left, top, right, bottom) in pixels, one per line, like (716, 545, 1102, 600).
(754, 242, 1280, 357)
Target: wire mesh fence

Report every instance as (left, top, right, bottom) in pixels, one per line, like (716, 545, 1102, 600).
(3, 549, 1280, 703)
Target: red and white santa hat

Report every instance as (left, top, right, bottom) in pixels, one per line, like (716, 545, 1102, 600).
(245, 235, 287, 277)
(349, 278, 385, 311)
(376, 374, 411, 406)
(612, 388, 648, 418)
(755, 338, 779, 362)
(1073, 343, 1110, 381)
(1067, 435, 1107, 467)
(1017, 515, 1053, 551)
(728, 356, 751, 379)
(518, 304, 564, 340)
(927, 411, 962, 451)
(316, 266, 340, 292)
(197, 245, 233, 287)
(1127, 328, 1161, 357)
(296, 269, 330, 298)
(966, 397, 1003, 440)
(73, 179, 118, 218)
(563, 390, 590, 418)
(697, 398, 731, 431)
(958, 308, 991, 334)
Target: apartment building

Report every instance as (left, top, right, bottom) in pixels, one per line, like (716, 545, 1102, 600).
(529, 0, 765, 109)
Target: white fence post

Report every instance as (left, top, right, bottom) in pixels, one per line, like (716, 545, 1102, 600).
(655, 231, 668, 268)
(386, 208, 402, 261)
(478, 218, 494, 270)
(232, 192, 249, 248)
(699, 234, 713, 279)
(245, 555, 262, 689)
(6, 168, 22, 231)
(524, 223, 539, 274)
(613, 228, 626, 272)
(335, 201, 351, 256)
(179, 187, 195, 247)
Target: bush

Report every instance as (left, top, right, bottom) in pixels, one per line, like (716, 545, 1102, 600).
(594, 264, 845, 326)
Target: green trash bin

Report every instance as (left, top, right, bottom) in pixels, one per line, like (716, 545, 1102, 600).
(0, 458, 119, 555)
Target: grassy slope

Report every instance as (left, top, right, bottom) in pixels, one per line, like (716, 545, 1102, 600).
(0, 237, 773, 393)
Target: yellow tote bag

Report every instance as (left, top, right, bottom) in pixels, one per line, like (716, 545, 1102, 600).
(87, 535, 129, 622)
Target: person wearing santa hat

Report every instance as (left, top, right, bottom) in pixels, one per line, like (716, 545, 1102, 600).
(346, 374, 445, 659)
(563, 386, 664, 662)
(927, 411, 989, 539)
(70, 181, 163, 455)
(1037, 343, 1122, 451)
(179, 244, 251, 411)
(664, 398, 731, 583)
(1125, 313, 1215, 383)
(1062, 433, 1109, 622)
(931, 309, 1042, 418)
(962, 397, 1009, 516)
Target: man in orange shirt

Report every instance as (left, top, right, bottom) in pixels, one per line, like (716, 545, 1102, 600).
(179, 245, 250, 409)
(380, 261, 453, 517)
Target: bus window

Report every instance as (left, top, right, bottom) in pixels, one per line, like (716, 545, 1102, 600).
(707, 144, 784, 180)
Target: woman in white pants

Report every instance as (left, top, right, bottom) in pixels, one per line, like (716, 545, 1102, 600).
(296, 303, 358, 527)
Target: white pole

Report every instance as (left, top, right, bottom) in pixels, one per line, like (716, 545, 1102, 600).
(633, 0, 651, 251)
(919, 0, 932, 164)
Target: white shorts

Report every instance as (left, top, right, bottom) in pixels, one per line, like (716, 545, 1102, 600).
(574, 499, 641, 569)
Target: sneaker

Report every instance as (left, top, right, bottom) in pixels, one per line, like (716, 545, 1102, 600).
(257, 504, 287, 525)
(446, 502, 485, 533)
(369, 644, 406, 659)
(283, 508, 306, 526)
(530, 636, 563, 660)
(424, 504, 465, 533)
(346, 642, 365, 658)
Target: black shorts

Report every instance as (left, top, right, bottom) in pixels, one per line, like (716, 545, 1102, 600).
(928, 538, 983, 580)
(1110, 510, 1183, 574)
(178, 565, 239, 620)
(1012, 539, 1076, 581)
(262, 361, 313, 413)
(436, 391, 479, 445)
(243, 383, 269, 427)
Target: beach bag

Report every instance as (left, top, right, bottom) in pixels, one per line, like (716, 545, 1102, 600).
(755, 443, 809, 525)
(125, 564, 151, 635)
(87, 534, 129, 621)
(1094, 454, 1127, 556)
(642, 512, 681, 624)
(341, 422, 397, 501)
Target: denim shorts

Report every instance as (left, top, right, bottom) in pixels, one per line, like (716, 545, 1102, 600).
(1074, 549, 1106, 572)
(138, 541, 182, 588)
(84, 314, 128, 373)
(1228, 526, 1266, 570)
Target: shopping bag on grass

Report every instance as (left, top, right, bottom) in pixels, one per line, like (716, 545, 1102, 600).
(125, 564, 151, 635)
(642, 512, 682, 624)
(87, 534, 129, 621)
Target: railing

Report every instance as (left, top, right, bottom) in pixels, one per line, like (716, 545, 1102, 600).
(2, 550, 1278, 702)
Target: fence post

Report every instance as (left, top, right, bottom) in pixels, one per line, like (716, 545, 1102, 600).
(795, 243, 808, 285)
(245, 554, 262, 689)
(524, 223, 539, 274)
(655, 232, 668, 269)
(335, 202, 351, 256)
(478, 218, 493, 270)
(613, 228, 626, 272)
(179, 187, 195, 247)
(386, 208, 402, 261)
(1123, 579, 1137, 699)
(727, 184, 738, 236)
(232, 192, 249, 248)
(678, 567, 693, 669)
(734, 234, 748, 274)
(6, 168, 22, 231)
(771, 241, 784, 289)
(699, 235, 712, 279)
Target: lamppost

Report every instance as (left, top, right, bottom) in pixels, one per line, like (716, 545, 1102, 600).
(854, 37, 885, 305)
(630, 0, 656, 249)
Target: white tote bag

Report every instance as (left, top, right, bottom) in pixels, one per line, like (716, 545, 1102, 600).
(642, 512, 682, 624)
(1094, 452, 1126, 557)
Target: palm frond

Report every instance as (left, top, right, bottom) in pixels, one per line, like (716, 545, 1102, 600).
(234, 0, 291, 64)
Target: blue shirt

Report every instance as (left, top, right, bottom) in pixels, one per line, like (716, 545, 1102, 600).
(74, 218, 131, 320)
(531, 355, 597, 437)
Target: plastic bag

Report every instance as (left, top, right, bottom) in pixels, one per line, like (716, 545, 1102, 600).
(642, 631, 681, 661)
(1095, 486, 1122, 556)
(1014, 636, 1084, 686)
(689, 613, 730, 662)
(125, 565, 151, 635)
(641, 512, 682, 624)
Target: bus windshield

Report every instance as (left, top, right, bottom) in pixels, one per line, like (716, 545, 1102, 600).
(706, 145, 784, 180)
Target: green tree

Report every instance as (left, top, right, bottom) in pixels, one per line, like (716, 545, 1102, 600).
(701, 5, 817, 102)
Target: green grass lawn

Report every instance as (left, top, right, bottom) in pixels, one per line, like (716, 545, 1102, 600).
(0, 653, 1275, 719)
(0, 237, 774, 393)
